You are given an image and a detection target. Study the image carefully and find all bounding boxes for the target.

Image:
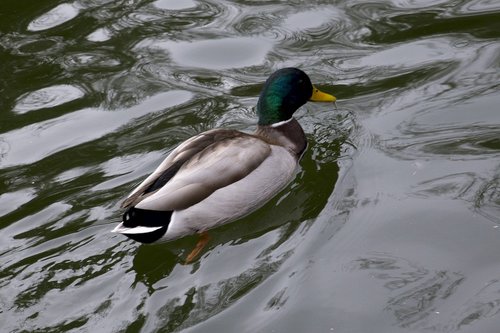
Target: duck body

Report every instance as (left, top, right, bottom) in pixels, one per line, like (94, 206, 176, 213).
(112, 68, 335, 244)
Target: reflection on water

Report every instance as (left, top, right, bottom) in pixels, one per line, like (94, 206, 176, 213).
(0, 91, 193, 167)
(352, 254, 465, 327)
(454, 278, 500, 330)
(27, 3, 80, 32)
(86, 27, 114, 42)
(153, 0, 198, 11)
(350, 252, 500, 332)
(413, 167, 500, 225)
(1, 0, 500, 332)
(137, 37, 273, 69)
(13, 84, 85, 114)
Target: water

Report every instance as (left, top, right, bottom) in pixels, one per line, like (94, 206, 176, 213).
(1, 0, 499, 332)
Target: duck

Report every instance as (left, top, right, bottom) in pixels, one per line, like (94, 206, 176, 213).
(112, 68, 336, 261)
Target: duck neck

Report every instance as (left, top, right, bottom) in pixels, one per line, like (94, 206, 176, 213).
(255, 118, 307, 158)
(257, 95, 286, 125)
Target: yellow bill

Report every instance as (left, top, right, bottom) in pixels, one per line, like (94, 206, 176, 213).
(310, 85, 336, 102)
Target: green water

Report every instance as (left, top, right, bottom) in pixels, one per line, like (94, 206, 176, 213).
(1, 0, 500, 332)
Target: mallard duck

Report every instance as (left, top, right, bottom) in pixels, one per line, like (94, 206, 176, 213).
(112, 68, 335, 260)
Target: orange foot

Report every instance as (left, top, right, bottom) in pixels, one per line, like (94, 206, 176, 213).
(185, 231, 211, 263)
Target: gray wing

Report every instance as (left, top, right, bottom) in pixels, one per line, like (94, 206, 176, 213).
(122, 129, 271, 210)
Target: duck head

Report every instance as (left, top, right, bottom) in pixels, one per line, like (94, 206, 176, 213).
(257, 67, 336, 126)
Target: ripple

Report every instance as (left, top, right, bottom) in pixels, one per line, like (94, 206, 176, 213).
(13, 85, 85, 114)
(385, 126, 500, 160)
(386, 0, 450, 9)
(138, 37, 272, 69)
(0, 188, 36, 217)
(234, 12, 281, 35)
(381, 92, 500, 161)
(339, 38, 458, 70)
(386, 270, 465, 328)
(344, 253, 466, 330)
(3, 202, 73, 245)
(109, 0, 208, 34)
(411, 167, 500, 224)
(282, 8, 336, 32)
(268, 6, 351, 51)
(90, 151, 165, 192)
(1, 35, 65, 57)
(354, 2, 500, 44)
(473, 173, 500, 223)
(1, 90, 193, 168)
(27, 3, 81, 32)
(16, 37, 63, 55)
(86, 27, 113, 42)
(153, 0, 197, 10)
(451, 278, 500, 330)
(61, 52, 123, 71)
(456, 0, 500, 14)
(55, 167, 93, 183)
(412, 173, 477, 199)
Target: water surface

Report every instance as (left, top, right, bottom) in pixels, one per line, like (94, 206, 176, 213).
(1, 0, 500, 332)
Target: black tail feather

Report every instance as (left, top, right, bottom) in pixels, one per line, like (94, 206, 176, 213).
(122, 207, 173, 228)
(121, 207, 172, 244)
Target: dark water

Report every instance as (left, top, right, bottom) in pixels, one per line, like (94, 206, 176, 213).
(1, 0, 500, 332)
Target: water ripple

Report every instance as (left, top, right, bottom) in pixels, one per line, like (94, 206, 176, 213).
(153, 0, 198, 10)
(450, 278, 500, 331)
(456, 0, 500, 14)
(2, 0, 500, 331)
(13, 85, 85, 114)
(86, 27, 114, 42)
(387, 125, 500, 160)
(0, 91, 193, 168)
(0, 188, 36, 217)
(281, 8, 338, 32)
(2, 34, 65, 57)
(60, 51, 124, 71)
(27, 3, 81, 32)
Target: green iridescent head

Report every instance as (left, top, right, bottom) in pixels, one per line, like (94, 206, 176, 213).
(256, 68, 336, 126)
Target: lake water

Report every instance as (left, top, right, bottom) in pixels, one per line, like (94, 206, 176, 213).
(1, 0, 500, 332)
